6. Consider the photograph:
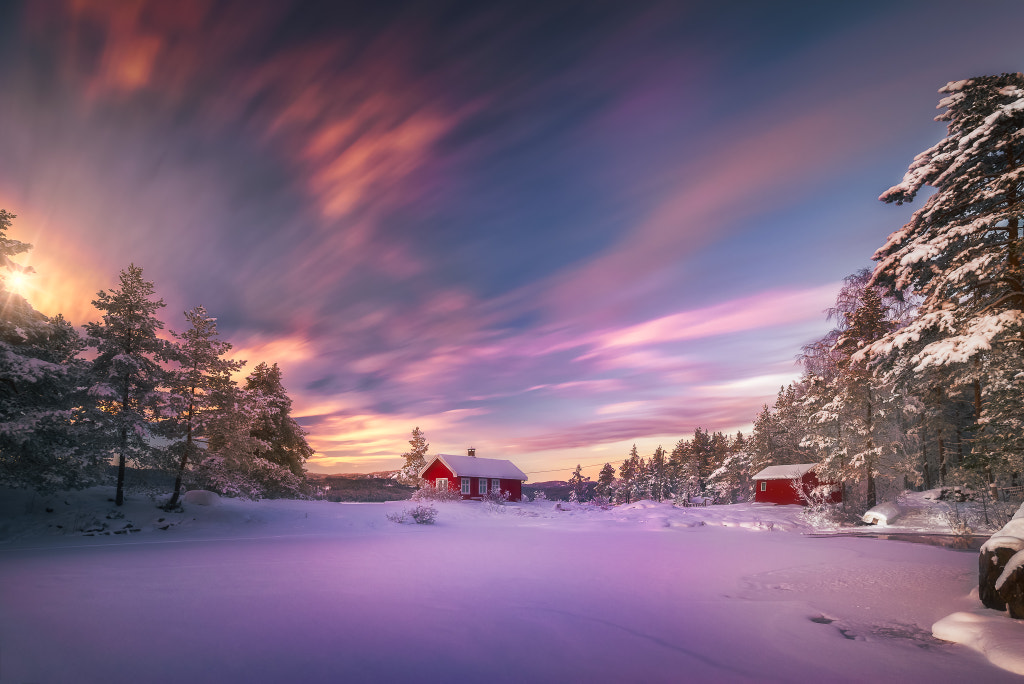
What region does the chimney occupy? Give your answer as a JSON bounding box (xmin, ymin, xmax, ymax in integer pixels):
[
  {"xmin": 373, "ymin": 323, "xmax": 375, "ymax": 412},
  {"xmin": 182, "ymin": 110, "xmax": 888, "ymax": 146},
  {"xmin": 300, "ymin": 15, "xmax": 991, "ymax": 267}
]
[{"xmin": 467, "ymin": 447, "xmax": 476, "ymax": 457}]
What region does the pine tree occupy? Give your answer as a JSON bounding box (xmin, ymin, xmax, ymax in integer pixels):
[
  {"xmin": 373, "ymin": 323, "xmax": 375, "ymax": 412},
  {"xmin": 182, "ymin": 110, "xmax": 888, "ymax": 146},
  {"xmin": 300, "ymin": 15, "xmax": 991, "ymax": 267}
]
[
  {"xmin": 398, "ymin": 426, "xmax": 429, "ymax": 485},
  {"xmin": 164, "ymin": 306, "xmax": 246, "ymax": 508},
  {"xmin": 85, "ymin": 264, "xmax": 170, "ymax": 506},
  {"xmin": 243, "ymin": 362, "xmax": 313, "ymax": 478},
  {"xmin": 567, "ymin": 464, "xmax": 590, "ymax": 502},
  {"xmin": 0, "ymin": 210, "xmax": 99, "ymax": 491},
  {"xmin": 595, "ymin": 462, "xmax": 616, "ymax": 499},
  {"xmin": 871, "ymin": 73, "xmax": 1024, "ymax": 476},
  {"xmin": 617, "ymin": 445, "xmax": 640, "ymax": 503},
  {"xmin": 649, "ymin": 446, "xmax": 667, "ymax": 501}
]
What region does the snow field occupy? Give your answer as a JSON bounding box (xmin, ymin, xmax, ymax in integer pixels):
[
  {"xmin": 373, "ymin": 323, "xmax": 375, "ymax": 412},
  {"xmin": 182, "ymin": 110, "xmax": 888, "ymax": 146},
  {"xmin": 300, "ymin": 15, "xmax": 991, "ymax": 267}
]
[{"xmin": 0, "ymin": 491, "xmax": 1021, "ymax": 682}]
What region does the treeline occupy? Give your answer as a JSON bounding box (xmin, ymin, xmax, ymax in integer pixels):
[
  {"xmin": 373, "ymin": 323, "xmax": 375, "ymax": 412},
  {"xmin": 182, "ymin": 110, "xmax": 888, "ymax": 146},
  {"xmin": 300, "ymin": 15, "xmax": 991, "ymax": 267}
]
[
  {"xmin": 589, "ymin": 74, "xmax": 1024, "ymax": 513},
  {"xmin": 747, "ymin": 74, "xmax": 1024, "ymax": 510},
  {"xmin": 576, "ymin": 430, "xmax": 757, "ymax": 505},
  {"xmin": 0, "ymin": 209, "xmax": 313, "ymax": 506}
]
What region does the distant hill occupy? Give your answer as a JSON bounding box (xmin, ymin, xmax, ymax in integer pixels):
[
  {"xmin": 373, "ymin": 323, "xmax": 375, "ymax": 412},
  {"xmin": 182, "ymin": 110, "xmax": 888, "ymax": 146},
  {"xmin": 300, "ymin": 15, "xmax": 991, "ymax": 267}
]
[{"xmin": 321, "ymin": 475, "xmax": 414, "ymax": 502}]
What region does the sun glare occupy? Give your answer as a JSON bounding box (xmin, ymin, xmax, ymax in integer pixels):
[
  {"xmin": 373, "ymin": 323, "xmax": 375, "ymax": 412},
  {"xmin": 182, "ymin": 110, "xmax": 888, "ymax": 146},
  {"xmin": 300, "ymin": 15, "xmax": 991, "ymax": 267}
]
[{"xmin": 6, "ymin": 269, "xmax": 29, "ymax": 294}]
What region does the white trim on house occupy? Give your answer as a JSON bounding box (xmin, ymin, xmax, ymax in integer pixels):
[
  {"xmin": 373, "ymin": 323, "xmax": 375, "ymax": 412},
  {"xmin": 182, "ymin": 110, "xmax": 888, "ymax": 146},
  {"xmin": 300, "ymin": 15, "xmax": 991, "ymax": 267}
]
[{"xmin": 461, "ymin": 477, "xmax": 470, "ymax": 495}]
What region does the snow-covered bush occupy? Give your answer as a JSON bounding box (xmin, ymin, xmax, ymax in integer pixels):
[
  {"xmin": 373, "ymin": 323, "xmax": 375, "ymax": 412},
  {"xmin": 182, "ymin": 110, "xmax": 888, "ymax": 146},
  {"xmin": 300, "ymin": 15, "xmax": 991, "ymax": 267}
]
[
  {"xmin": 409, "ymin": 504, "xmax": 437, "ymax": 524},
  {"xmin": 483, "ymin": 487, "xmax": 510, "ymax": 505},
  {"xmin": 385, "ymin": 504, "xmax": 437, "ymax": 524},
  {"xmin": 943, "ymin": 501, "xmax": 973, "ymax": 537},
  {"xmin": 532, "ymin": 489, "xmax": 547, "ymax": 502},
  {"xmin": 792, "ymin": 478, "xmax": 853, "ymax": 529}
]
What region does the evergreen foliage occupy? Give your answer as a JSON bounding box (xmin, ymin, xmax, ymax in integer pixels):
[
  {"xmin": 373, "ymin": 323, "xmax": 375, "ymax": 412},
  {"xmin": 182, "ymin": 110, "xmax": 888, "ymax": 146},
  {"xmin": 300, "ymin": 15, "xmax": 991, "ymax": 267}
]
[
  {"xmin": 243, "ymin": 362, "xmax": 313, "ymax": 477},
  {"xmin": 0, "ymin": 211, "xmax": 101, "ymax": 491},
  {"xmin": 85, "ymin": 264, "xmax": 171, "ymax": 506},
  {"xmin": 164, "ymin": 306, "xmax": 246, "ymax": 507},
  {"xmin": 398, "ymin": 426, "xmax": 429, "ymax": 485},
  {"xmin": 567, "ymin": 464, "xmax": 590, "ymax": 502}
]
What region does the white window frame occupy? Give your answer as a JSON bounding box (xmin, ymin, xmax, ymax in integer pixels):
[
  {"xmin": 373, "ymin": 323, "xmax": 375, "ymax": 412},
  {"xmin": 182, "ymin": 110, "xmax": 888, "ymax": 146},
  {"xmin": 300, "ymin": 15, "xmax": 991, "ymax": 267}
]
[
  {"xmin": 760, "ymin": 481, "xmax": 766, "ymax": 492},
  {"xmin": 437, "ymin": 478, "xmax": 448, "ymax": 492},
  {"xmin": 461, "ymin": 477, "xmax": 470, "ymax": 495},
  {"xmin": 479, "ymin": 478, "xmax": 488, "ymax": 495},
  {"xmin": 491, "ymin": 478, "xmax": 501, "ymax": 494}
]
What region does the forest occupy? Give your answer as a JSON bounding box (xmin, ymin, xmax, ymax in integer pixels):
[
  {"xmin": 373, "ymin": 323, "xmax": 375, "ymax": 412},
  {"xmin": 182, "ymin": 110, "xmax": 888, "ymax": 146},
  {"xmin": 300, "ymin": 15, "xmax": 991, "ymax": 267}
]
[
  {"xmin": 0, "ymin": 224, "xmax": 314, "ymax": 507},
  {"xmin": 578, "ymin": 74, "xmax": 1024, "ymax": 513}
]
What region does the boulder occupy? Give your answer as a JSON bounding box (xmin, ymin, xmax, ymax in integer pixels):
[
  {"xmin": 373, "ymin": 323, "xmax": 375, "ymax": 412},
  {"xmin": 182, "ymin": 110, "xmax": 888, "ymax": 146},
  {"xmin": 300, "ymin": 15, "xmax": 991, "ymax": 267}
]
[
  {"xmin": 997, "ymin": 550, "xmax": 1024, "ymax": 618},
  {"xmin": 182, "ymin": 490, "xmax": 220, "ymax": 506},
  {"xmin": 861, "ymin": 501, "xmax": 901, "ymax": 526}
]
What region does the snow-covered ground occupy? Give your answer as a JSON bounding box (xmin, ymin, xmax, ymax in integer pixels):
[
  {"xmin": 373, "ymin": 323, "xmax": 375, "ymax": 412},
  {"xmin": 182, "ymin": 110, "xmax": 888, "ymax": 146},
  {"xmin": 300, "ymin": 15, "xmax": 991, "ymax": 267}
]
[{"xmin": 1, "ymin": 488, "xmax": 1023, "ymax": 683}]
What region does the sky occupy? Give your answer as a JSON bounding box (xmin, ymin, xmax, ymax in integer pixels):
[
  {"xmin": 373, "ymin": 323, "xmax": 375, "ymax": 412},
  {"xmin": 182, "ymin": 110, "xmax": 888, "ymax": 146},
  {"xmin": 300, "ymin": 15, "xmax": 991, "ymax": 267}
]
[{"xmin": 1, "ymin": 0, "xmax": 1023, "ymax": 478}]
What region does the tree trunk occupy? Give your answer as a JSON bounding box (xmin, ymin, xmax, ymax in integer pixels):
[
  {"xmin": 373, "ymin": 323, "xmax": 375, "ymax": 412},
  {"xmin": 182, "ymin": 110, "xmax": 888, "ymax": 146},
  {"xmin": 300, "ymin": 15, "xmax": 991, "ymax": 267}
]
[
  {"xmin": 115, "ymin": 427, "xmax": 127, "ymax": 506},
  {"xmin": 166, "ymin": 392, "xmax": 197, "ymax": 509},
  {"xmin": 938, "ymin": 431, "xmax": 947, "ymax": 486},
  {"xmin": 866, "ymin": 387, "xmax": 876, "ymax": 508}
]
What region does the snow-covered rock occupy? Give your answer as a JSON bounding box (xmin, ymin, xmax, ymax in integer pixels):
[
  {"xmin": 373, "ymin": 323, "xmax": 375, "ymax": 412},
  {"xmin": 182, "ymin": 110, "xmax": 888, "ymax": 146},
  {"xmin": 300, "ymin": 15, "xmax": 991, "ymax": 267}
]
[
  {"xmin": 861, "ymin": 501, "xmax": 901, "ymax": 526},
  {"xmin": 182, "ymin": 490, "xmax": 220, "ymax": 506}
]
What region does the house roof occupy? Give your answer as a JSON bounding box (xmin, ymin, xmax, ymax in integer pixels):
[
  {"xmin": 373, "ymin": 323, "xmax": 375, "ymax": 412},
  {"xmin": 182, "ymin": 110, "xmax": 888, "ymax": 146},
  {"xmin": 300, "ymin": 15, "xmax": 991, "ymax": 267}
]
[
  {"xmin": 420, "ymin": 454, "xmax": 528, "ymax": 482},
  {"xmin": 752, "ymin": 464, "xmax": 818, "ymax": 481}
]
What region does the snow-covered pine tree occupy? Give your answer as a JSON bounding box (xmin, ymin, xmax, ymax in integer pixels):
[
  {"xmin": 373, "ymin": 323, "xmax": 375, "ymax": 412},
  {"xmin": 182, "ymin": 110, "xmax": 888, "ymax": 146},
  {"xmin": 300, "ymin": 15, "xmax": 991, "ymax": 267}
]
[
  {"xmin": 617, "ymin": 444, "xmax": 640, "ymax": 503},
  {"xmin": 567, "ymin": 464, "xmax": 589, "ymax": 502},
  {"xmin": 667, "ymin": 437, "xmax": 689, "ymax": 500},
  {"xmin": 870, "ymin": 73, "xmax": 1024, "ymax": 477},
  {"xmin": 649, "ymin": 446, "xmax": 667, "ymax": 501},
  {"xmin": 85, "ymin": 264, "xmax": 171, "ymax": 506},
  {"xmin": 631, "ymin": 454, "xmax": 651, "ymax": 501},
  {"xmin": 800, "ymin": 272, "xmax": 917, "ymax": 507},
  {"xmin": 0, "ymin": 210, "xmax": 100, "ymax": 491},
  {"xmin": 243, "ymin": 362, "xmax": 313, "ymax": 480},
  {"xmin": 398, "ymin": 426, "xmax": 429, "ymax": 485},
  {"xmin": 595, "ymin": 462, "xmax": 616, "ymax": 499},
  {"xmin": 164, "ymin": 306, "xmax": 246, "ymax": 508}
]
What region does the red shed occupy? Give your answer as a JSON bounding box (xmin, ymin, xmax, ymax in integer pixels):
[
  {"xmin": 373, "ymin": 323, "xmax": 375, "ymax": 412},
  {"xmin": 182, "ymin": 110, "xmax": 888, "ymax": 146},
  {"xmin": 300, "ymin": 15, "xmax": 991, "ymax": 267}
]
[
  {"xmin": 752, "ymin": 464, "xmax": 841, "ymax": 505},
  {"xmin": 419, "ymin": 449, "xmax": 528, "ymax": 502}
]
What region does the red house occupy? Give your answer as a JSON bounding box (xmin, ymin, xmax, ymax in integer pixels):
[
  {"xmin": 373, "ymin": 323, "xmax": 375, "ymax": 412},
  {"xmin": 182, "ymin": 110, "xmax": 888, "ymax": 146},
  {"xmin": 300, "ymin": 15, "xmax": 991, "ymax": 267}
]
[
  {"xmin": 752, "ymin": 464, "xmax": 841, "ymax": 505},
  {"xmin": 419, "ymin": 449, "xmax": 528, "ymax": 502}
]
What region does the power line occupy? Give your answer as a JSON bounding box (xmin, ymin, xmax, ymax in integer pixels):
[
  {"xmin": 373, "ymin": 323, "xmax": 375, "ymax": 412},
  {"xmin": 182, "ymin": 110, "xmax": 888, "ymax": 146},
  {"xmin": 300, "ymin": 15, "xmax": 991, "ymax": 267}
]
[{"xmin": 523, "ymin": 461, "xmax": 612, "ymax": 475}]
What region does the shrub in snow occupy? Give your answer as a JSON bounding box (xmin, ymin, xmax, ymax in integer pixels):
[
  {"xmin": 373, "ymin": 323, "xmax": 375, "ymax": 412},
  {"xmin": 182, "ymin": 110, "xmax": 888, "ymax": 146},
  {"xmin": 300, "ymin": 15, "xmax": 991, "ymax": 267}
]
[
  {"xmin": 409, "ymin": 504, "xmax": 437, "ymax": 524},
  {"xmin": 385, "ymin": 504, "xmax": 437, "ymax": 524},
  {"xmin": 532, "ymin": 490, "xmax": 547, "ymax": 501},
  {"xmin": 943, "ymin": 501, "xmax": 973, "ymax": 538},
  {"xmin": 483, "ymin": 487, "xmax": 510, "ymax": 505}
]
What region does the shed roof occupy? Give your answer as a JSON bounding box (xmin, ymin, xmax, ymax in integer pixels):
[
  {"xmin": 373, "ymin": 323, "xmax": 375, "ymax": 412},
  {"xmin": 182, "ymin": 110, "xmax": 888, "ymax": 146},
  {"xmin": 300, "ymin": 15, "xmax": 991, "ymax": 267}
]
[
  {"xmin": 420, "ymin": 454, "xmax": 528, "ymax": 482},
  {"xmin": 752, "ymin": 464, "xmax": 817, "ymax": 481}
]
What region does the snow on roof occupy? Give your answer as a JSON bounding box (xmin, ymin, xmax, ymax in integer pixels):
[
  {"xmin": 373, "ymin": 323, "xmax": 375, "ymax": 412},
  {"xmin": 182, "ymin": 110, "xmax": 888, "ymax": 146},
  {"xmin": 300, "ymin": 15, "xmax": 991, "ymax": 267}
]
[
  {"xmin": 752, "ymin": 464, "xmax": 817, "ymax": 481},
  {"xmin": 420, "ymin": 454, "xmax": 528, "ymax": 481}
]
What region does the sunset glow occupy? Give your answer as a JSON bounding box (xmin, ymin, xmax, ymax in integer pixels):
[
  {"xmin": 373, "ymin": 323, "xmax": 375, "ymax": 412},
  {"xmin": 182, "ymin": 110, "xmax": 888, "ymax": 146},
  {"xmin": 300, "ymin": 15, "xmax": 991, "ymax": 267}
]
[{"xmin": 2, "ymin": 0, "xmax": 1023, "ymax": 477}]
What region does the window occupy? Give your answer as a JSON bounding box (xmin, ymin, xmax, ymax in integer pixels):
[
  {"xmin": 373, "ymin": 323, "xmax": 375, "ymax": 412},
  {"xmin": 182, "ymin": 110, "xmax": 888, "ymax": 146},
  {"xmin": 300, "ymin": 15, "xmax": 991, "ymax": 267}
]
[
  {"xmin": 461, "ymin": 478, "xmax": 470, "ymax": 495},
  {"xmin": 437, "ymin": 478, "xmax": 448, "ymax": 491},
  {"xmin": 479, "ymin": 478, "xmax": 488, "ymax": 495},
  {"xmin": 491, "ymin": 479, "xmax": 501, "ymax": 493},
  {"xmin": 760, "ymin": 481, "xmax": 766, "ymax": 492}
]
